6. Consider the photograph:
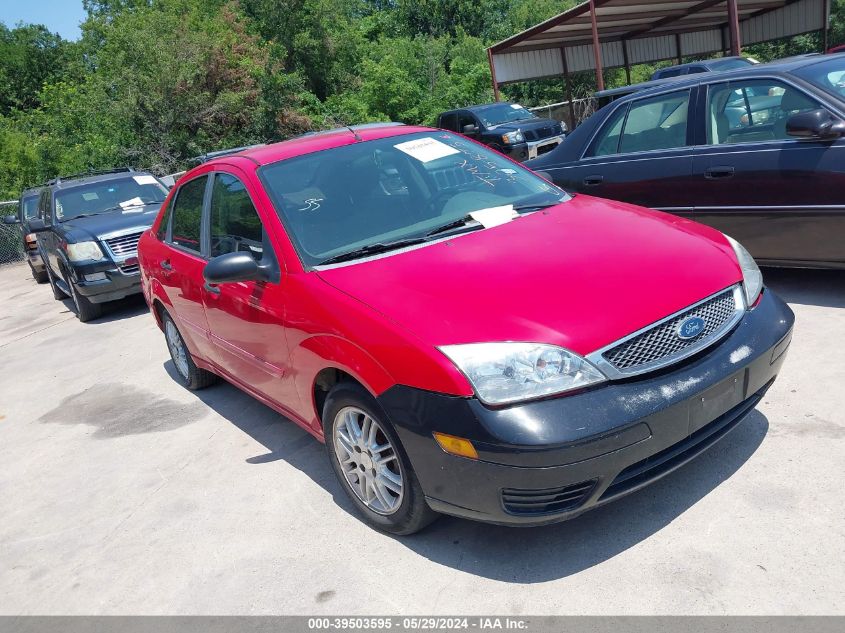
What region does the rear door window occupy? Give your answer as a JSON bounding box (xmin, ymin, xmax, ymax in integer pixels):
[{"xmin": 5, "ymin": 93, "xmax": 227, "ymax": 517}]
[
  {"xmin": 169, "ymin": 175, "xmax": 207, "ymax": 253},
  {"xmin": 589, "ymin": 90, "xmax": 691, "ymax": 156}
]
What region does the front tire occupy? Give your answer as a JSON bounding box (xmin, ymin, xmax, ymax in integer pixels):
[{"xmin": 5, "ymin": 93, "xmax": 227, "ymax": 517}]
[
  {"xmin": 323, "ymin": 382, "xmax": 438, "ymax": 535},
  {"xmin": 67, "ymin": 275, "xmax": 103, "ymax": 323},
  {"xmin": 161, "ymin": 311, "xmax": 218, "ymax": 390}
]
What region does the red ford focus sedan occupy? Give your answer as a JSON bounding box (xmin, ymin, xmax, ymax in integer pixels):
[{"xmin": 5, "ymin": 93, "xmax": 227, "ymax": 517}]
[{"xmin": 138, "ymin": 124, "xmax": 794, "ymax": 534}]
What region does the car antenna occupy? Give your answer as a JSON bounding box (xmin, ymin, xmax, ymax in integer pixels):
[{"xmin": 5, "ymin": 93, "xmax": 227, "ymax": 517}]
[{"xmin": 345, "ymin": 125, "xmax": 363, "ymax": 142}]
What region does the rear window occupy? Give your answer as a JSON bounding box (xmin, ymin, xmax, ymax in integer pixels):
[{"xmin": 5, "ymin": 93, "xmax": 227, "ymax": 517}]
[
  {"xmin": 791, "ymin": 57, "xmax": 845, "ymax": 100},
  {"xmin": 169, "ymin": 176, "xmax": 207, "ymax": 253},
  {"xmin": 21, "ymin": 195, "xmax": 39, "ymax": 219}
]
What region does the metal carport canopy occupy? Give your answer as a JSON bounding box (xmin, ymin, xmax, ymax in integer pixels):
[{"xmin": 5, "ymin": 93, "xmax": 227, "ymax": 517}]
[{"xmin": 488, "ymin": 0, "xmax": 830, "ymax": 95}]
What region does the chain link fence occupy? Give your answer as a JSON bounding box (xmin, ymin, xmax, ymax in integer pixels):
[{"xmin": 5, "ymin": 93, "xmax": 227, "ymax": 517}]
[
  {"xmin": 0, "ymin": 200, "xmax": 24, "ymax": 266},
  {"xmin": 528, "ymin": 97, "xmax": 597, "ymax": 131}
]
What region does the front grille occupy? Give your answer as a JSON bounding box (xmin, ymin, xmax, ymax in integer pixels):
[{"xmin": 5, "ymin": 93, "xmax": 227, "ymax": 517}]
[
  {"xmin": 601, "ymin": 288, "xmax": 740, "ymax": 375},
  {"xmin": 502, "ymin": 480, "xmax": 596, "ymax": 516},
  {"xmin": 105, "ymin": 231, "xmax": 143, "ymax": 258},
  {"xmin": 120, "ymin": 263, "xmax": 140, "ymax": 275},
  {"xmin": 536, "ymin": 142, "xmax": 557, "ymax": 156}
]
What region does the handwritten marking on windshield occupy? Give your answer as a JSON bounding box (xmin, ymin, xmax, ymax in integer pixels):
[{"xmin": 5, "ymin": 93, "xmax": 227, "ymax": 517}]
[{"xmin": 298, "ymin": 198, "xmax": 324, "ymax": 212}]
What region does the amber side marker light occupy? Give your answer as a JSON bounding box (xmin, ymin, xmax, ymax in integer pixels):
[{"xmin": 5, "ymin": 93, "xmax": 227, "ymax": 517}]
[{"xmin": 433, "ymin": 432, "xmax": 479, "ymax": 460}]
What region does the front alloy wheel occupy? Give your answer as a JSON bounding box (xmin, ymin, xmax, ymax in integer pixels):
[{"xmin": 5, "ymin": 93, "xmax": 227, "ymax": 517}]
[
  {"xmin": 323, "ymin": 382, "xmax": 438, "ymax": 535},
  {"xmin": 333, "ymin": 406, "xmax": 404, "ymax": 515}
]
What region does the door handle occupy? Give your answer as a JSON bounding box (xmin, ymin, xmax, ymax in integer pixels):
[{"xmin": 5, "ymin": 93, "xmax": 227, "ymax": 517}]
[
  {"xmin": 583, "ymin": 175, "xmax": 604, "ymax": 186},
  {"xmin": 203, "ymin": 281, "xmax": 221, "ymax": 295},
  {"xmin": 704, "ymin": 166, "xmax": 735, "ymax": 179},
  {"xmin": 160, "ymin": 259, "xmax": 172, "ymax": 271}
]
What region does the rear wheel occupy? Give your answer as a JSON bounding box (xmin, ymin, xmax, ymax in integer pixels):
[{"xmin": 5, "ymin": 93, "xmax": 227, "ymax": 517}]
[
  {"xmin": 43, "ymin": 258, "xmax": 68, "ymax": 301},
  {"xmin": 323, "ymin": 382, "xmax": 438, "ymax": 535},
  {"xmin": 162, "ymin": 311, "xmax": 218, "ymax": 390},
  {"xmin": 29, "ymin": 262, "xmax": 48, "ymax": 284}
]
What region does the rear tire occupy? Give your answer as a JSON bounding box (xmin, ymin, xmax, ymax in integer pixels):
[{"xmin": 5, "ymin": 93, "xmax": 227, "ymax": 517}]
[
  {"xmin": 44, "ymin": 258, "xmax": 68, "ymax": 301},
  {"xmin": 30, "ymin": 262, "xmax": 48, "ymax": 284},
  {"xmin": 323, "ymin": 381, "xmax": 438, "ymax": 535},
  {"xmin": 161, "ymin": 311, "xmax": 218, "ymax": 390}
]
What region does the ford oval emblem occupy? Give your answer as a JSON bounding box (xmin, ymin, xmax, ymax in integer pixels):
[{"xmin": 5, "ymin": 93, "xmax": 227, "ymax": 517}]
[{"xmin": 677, "ymin": 316, "xmax": 706, "ymax": 340}]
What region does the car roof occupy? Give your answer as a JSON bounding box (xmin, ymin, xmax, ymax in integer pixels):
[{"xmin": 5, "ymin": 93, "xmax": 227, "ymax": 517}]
[
  {"xmin": 199, "ymin": 123, "xmax": 432, "ymax": 169},
  {"xmin": 656, "ymin": 56, "xmax": 750, "ymax": 73},
  {"xmin": 49, "ymin": 168, "xmax": 156, "ymax": 191},
  {"xmin": 601, "ymin": 53, "xmax": 845, "ymax": 103},
  {"xmin": 21, "ymin": 187, "xmax": 42, "ymax": 198}
]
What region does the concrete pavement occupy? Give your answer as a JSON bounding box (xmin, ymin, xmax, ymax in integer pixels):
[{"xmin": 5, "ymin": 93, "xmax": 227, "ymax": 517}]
[{"xmin": 0, "ymin": 262, "xmax": 843, "ymax": 614}]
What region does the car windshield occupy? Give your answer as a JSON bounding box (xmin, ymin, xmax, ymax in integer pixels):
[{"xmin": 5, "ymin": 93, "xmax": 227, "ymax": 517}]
[
  {"xmin": 792, "ymin": 57, "xmax": 845, "ymax": 100},
  {"xmin": 21, "ymin": 194, "xmax": 39, "ymax": 219},
  {"xmin": 54, "ymin": 175, "xmax": 168, "ymax": 221},
  {"xmin": 259, "ymin": 131, "xmax": 569, "ymax": 266},
  {"xmin": 475, "ymin": 104, "xmax": 538, "ymax": 127}
]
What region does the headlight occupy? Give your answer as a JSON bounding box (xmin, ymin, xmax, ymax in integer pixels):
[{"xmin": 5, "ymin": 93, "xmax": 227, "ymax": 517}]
[
  {"xmin": 439, "ymin": 342, "xmax": 606, "ymax": 405},
  {"xmin": 725, "ymin": 235, "xmax": 763, "ymax": 307},
  {"xmin": 66, "ymin": 241, "xmax": 104, "ymax": 262},
  {"xmin": 501, "ymin": 131, "xmax": 524, "ymax": 145}
]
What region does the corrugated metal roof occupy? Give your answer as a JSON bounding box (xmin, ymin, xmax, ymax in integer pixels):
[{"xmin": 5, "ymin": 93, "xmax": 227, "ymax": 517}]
[{"xmin": 490, "ymin": 0, "xmax": 825, "ymax": 84}]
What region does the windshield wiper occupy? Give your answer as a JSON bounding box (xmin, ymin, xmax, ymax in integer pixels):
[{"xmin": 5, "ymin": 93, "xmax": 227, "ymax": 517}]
[
  {"xmin": 64, "ymin": 212, "xmax": 105, "ymax": 220},
  {"xmin": 424, "ymin": 214, "xmax": 481, "ymax": 238},
  {"xmin": 318, "ymin": 238, "xmax": 428, "ymax": 265},
  {"xmin": 512, "ymin": 201, "xmax": 563, "ymax": 213}
]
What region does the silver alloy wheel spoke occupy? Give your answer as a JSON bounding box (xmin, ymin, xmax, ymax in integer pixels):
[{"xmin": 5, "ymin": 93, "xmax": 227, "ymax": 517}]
[
  {"xmin": 165, "ymin": 321, "xmax": 190, "ymax": 379},
  {"xmin": 333, "ymin": 406, "xmax": 404, "ymax": 515}
]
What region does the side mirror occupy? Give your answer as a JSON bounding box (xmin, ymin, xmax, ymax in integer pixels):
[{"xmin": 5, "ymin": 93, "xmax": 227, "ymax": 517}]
[
  {"xmin": 203, "ymin": 251, "xmax": 262, "ymax": 285},
  {"xmin": 786, "ymin": 108, "xmax": 845, "ymax": 140},
  {"xmin": 3, "ymin": 214, "xmax": 19, "ymax": 225},
  {"xmin": 533, "ymin": 170, "xmax": 554, "ymax": 182},
  {"xmin": 462, "ymin": 124, "xmax": 479, "ymax": 135},
  {"xmin": 27, "ymin": 218, "xmax": 49, "ymax": 232}
]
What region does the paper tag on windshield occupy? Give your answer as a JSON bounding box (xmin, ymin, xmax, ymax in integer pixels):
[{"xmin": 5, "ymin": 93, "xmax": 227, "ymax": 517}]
[
  {"xmin": 394, "ymin": 137, "xmax": 460, "ymax": 163},
  {"xmin": 133, "ymin": 175, "xmax": 158, "ymax": 185},
  {"xmin": 119, "ymin": 196, "xmax": 145, "ymax": 210},
  {"xmin": 82, "ymin": 192, "xmax": 99, "ymax": 201},
  {"xmin": 469, "ymin": 205, "xmax": 517, "ymax": 228}
]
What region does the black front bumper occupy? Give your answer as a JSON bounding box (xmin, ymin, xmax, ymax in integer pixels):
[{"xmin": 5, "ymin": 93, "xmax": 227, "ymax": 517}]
[
  {"xmin": 377, "ymin": 289, "xmax": 794, "ymax": 526},
  {"xmin": 69, "ymin": 260, "xmax": 142, "ymax": 304}
]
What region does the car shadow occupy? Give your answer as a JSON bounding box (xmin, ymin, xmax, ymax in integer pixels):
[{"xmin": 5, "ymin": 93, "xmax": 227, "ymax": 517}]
[
  {"xmin": 763, "ymin": 267, "xmax": 845, "ymax": 309},
  {"xmin": 163, "ymin": 359, "xmax": 769, "ymax": 582},
  {"xmin": 61, "ymin": 293, "xmax": 150, "ymax": 324}
]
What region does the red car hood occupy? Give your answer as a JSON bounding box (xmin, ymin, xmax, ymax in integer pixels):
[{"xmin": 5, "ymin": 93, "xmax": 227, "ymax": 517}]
[{"xmin": 316, "ymin": 195, "xmax": 743, "ymax": 356}]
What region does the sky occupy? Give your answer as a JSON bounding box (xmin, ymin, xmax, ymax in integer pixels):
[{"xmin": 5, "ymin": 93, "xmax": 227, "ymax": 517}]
[{"xmin": 0, "ymin": 0, "xmax": 87, "ymax": 40}]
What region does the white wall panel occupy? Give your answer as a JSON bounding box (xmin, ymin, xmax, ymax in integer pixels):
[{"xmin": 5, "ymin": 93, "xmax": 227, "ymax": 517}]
[{"xmin": 491, "ymin": 0, "xmax": 824, "ymax": 84}]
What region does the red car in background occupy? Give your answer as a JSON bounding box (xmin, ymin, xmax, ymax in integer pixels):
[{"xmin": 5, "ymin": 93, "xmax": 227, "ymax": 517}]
[{"xmin": 138, "ymin": 124, "xmax": 794, "ymax": 534}]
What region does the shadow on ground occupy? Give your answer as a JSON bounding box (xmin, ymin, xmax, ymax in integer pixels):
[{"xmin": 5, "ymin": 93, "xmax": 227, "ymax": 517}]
[
  {"xmin": 763, "ymin": 267, "xmax": 845, "ymax": 309},
  {"xmin": 164, "ymin": 358, "xmax": 769, "ymax": 583}
]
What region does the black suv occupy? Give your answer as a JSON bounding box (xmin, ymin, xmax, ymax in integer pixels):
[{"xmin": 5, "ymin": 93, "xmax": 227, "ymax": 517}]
[
  {"xmin": 437, "ymin": 102, "xmax": 566, "ymax": 162},
  {"xmin": 3, "ymin": 186, "xmax": 47, "ymax": 283},
  {"xmin": 28, "ymin": 168, "xmax": 169, "ymax": 321}
]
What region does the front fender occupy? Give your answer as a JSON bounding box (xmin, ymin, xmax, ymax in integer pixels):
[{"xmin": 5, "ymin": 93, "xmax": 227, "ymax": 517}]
[{"xmin": 290, "ymin": 334, "xmax": 396, "ymax": 428}]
